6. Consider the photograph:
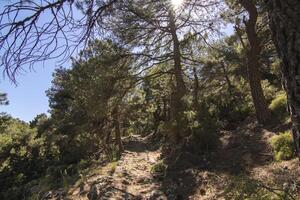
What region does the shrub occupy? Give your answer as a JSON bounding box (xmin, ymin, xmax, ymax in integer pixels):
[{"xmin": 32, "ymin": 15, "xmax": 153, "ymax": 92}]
[
  {"xmin": 190, "ymin": 104, "xmax": 219, "ymax": 152},
  {"xmin": 269, "ymin": 93, "xmax": 288, "ymax": 122},
  {"xmin": 218, "ymin": 103, "xmax": 253, "ymax": 129},
  {"xmin": 191, "ymin": 125, "xmax": 218, "ymax": 152},
  {"xmin": 269, "ymin": 131, "xmax": 294, "ymax": 161},
  {"xmin": 107, "ymin": 161, "xmax": 117, "ymax": 174},
  {"xmin": 261, "ymin": 80, "xmax": 279, "ymax": 103},
  {"xmin": 206, "ymin": 92, "xmax": 254, "ymax": 129},
  {"xmin": 78, "ymin": 159, "xmax": 90, "ymax": 170},
  {"xmin": 150, "ymin": 160, "xmax": 166, "ymax": 174}
]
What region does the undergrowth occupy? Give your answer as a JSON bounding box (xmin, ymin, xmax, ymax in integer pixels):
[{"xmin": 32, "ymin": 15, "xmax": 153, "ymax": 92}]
[{"xmin": 269, "ymin": 131, "xmax": 295, "ymax": 161}]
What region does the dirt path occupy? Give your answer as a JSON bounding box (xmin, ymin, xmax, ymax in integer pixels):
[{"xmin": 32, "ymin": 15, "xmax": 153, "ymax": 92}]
[
  {"xmin": 65, "ymin": 119, "xmax": 300, "ymax": 200},
  {"xmin": 69, "ymin": 135, "xmax": 166, "ymax": 200}
]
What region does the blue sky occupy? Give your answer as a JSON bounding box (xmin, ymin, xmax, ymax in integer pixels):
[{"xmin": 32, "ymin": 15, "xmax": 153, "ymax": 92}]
[
  {"xmin": 0, "ymin": 1, "xmax": 73, "ymax": 122},
  {"xmin": 1, "ymin": 61, "xmax": 59, "ymax": 122}
]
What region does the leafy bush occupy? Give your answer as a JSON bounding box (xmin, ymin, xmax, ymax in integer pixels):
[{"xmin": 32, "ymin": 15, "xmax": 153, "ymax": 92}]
[
  {"xmin": 261, "ymin": 80, "xmax": 280, "ymax": 103},
  {"xmin": 218, "ymin": 102, "xmax": 253, "ymax": 129},
  {"xmin": 0, "ymin": 116, "xmax": 47, "ymax": 199},
  {"xmin": 107, "ymin": 161, "xmax": 117, "ymax": 174},
  {"xmin": 269, "ymin": 93, "xmax": 288, "ymax": 122},
  {"xmin": 191, "ymin": 125, "xmax": 218, "ymax": 152},
  {"xmin": 189, "ymin": 103, "xmax": 219, "ymax": 152},
  {"xmin": 151, "ymin": 160, "xmax": 166, "ymax": 173},
  {"xmin": 269, "ymin": 131, "xmax": 294, "ymax": 161},
  {"xmin": 205, "ymin": 92, "xmax": 253, "ymax": 130}
]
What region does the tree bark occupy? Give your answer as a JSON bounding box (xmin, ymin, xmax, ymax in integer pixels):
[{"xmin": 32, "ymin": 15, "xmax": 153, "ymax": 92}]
[
  {"xmin": 168, "ymin": 9, "xmax": 188, "ymax": 141},
  {"xmin": 267, "ymin": 0, "xmax": 300, "ymax": 157},
  {"xmin": 113, "ymin": 106, "xmax": 124, "ymax": 154},
  {"xmin": 193, "ymin": 67, "xmax": 200, "ymax": 111},
  {"xmin": 220, "ymin": 62, "xmax": 234, "ymax": 95},
  {"xmin": 239, "ymin": 0, "xmax": 271, "ymax": 125}
]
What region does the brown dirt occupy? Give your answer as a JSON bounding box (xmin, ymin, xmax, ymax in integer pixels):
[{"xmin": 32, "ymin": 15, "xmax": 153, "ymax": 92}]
[
  {"xmin": 63, "ymin": 118, "xmax": 300, "ymax": 200},
  {"xmin": 67, "ymin": 135, "xmax": 166, "ymax": 200}
]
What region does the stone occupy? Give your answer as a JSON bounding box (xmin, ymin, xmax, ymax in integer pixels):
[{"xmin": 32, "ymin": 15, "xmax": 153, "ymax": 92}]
[
  {"xmin": 122, "ymin": 179, "xmax": 130, "ymax": 185},
  {"xmin": 87, "ymin": 185, "xmax": 99, "ymax": 200}
]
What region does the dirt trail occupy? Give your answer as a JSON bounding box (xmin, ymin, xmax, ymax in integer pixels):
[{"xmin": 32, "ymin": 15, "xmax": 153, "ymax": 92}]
[
  {"xmin": 65, "ymin": 119, "xmax": 300, "ymax": 200},
  {"xmin": 69, "ymin": 135, "xmax": 166, "ymax": 200}
]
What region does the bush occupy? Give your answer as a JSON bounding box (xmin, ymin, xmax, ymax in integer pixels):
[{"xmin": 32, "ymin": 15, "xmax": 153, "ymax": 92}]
[
  {"xmin": 150, "ymin": 160, "xmax": 166, "ymax": 173},
  {"xmin": 269, "ymin": 131, "xmax": 294, "ymax": 161},
  {"xmin": 190, "ymin": 104, "xmax": 219, "ymax": 152},
  {"xmin": 261, "ymin": 80, "xmax": 280, "ymax": 103},
  {"xmin": 218, "ymin": 103, "xmax": 253, "ymax": 129},
  {"xmin": 107, "ymin": 161, "xmax": 117, "ymax": 174},
  {"xmin": 269, "ymin": 93, "xmax": 288, "ymax": 122},
  {"xmin": 191, "ymin": 125, "xmax": 218, "ymax": 152},
  {"xmin": 206, "ymin": 92, "xmax": 254, "ymax": 130}
]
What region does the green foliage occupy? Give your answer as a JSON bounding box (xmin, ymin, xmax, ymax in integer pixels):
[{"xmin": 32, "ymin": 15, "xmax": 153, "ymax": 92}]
[
  {"xmin": 107, "ymin": 161, "xmax": 117, "ymax": 174},
  {"xmin": 0, "ymin": 40, "xmax": 137, "ymax": 199},
  {"xmin": 189, "ymin": 103, "xmax": 219, "ymax": 152},
  {"xmin": 261, "ymin": 80, "xmax": 279, "ymax": 103},
  {"xmin": 269, "ymin": 131, "xmax": 294, "ymax": 161},
  {"xmin": 107, "ymin": 145, "xmax": 121, "ymax": 162},
  {"xmin": 150, "ymin": 160, "xmax": 166, "ymax": 174},
  {"xmin": 0, "ymin": 112, "xmax": 12, "ymax": 132},
  {"xmin": 224, "ymin": 175, "xmax": 290, "ymax": 200},
  {"xmin": 0, "ymin": 40, "xmax": 138, "ymax": 199},
  {"xmin": 0, "ymin": 115, "xmax": 46, "ymax": 199},
  {"xmin": 0, "ymin": 92, "xmax": 9, "ymax": 105},
  {"xmin": 191, "ymin": 127, "xmax": 218, "ymax": 152},
  {"xmin": 45, "ymin": 39, "xmax": 135, "ymax": 165},
  {"xmin": 213, "ymin": 97, "xmax": 253, "ymax": 129},
  {"xmin": 268, "ymin": 93, "xmax": 288, "ymax": 122},
  {"xmin": 197, "ymin": 39, "xmax": 256, "ymax": 129}
]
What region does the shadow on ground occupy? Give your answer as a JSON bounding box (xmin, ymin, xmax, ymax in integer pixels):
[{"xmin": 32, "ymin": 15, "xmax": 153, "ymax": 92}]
[
  {"xmin": 156, "ymin": 117, "xmax": 278, "ymax": 199},
  {"xmin": 63, "ymin": 118, "xmax": 297, "ymax": 200}
]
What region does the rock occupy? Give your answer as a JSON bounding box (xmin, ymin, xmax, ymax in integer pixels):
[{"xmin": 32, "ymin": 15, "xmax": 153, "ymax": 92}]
[
  {"xmin": 200, "ymin": 188, "xmax": 206, "ymax": 196},
  {"xmin": 122, "ymin": 170, "xmax": 129, "ymax": 176},
  {"xmin": 30, "ymin": 185, "xmax": 40, "ymax": 194},
  {"xmin": 167, "ymin": 193, "xmax": 176, "ymax": 200},
  {"xmin": 149, "ymin": 157, "xmax": 157, "ymax": 164},
  {"xmin": 87, "ymin": 184, "xmax": 99, "ymax": 200},
  {"xmin": 41, "ymin": 191, "xmax": 52, "ymax": 199},
  {"xmin": 146, "ymin": 190, "xmax": 166, "ymax": 200},
  {"xmin": 122, "ymin": 179, "xmax": 130, "ymax": 185},
  {"xmin": 79, "ymin": 182, "xmax": 85, "ymax": 192},
  {"xmin": 136, "ymin": 176, "xmax": 150, "ymax": 184},
  {"xmin": 41, "ymin": 189, "xmax": 64, "ymax": 200}
]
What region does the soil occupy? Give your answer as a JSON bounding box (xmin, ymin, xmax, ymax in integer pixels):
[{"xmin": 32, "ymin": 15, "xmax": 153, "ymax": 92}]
[{"xmin": 49, "ymin": 118, "xmax": 300, "ymax": 200}]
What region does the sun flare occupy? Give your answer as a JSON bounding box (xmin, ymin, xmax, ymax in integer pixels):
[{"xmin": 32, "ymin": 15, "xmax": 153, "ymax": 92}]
[{"xmin": 171, "ymin": 0, "xmax": 184, "ymax": 8}]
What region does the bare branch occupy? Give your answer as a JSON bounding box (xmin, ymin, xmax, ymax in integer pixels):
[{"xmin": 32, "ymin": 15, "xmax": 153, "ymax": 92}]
[{"xmin": 0, "ymin": 0, "xmax": 116, "ymax": 82}]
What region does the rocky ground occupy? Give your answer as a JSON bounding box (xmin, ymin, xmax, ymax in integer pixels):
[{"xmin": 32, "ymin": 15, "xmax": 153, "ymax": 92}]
[
  {"xmin": 43, "ymin": 118, "xmax": 300, "ymax": 200},
  {"xmin": 67, "ymin": 135, "xmax": 166, "ymax": 200}
]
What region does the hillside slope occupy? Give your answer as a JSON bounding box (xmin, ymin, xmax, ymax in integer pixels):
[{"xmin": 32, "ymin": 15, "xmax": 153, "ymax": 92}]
[{"xmin": 43, "ymin": 119, "xmax": 300, "ymax": 200}]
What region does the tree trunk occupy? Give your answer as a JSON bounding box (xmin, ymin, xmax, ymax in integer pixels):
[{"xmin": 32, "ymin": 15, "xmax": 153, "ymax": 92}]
[
  {"xmin": 239, "ymin": 0, "xmax": 271, "ymax": 125},
  {"xmin": 220, "ymin": 62, "xmax": 233, "ymax": 93},
  {"xmin": 193, "ymin": 67, "xmax": 200, "ymax": 111},
  {"xmin": 113, "ymin": 106, "xmax": 124, "ymax": 154},
  {"xmin": 168, "ymin": 9, "xmax": 188, "ymax": 141},
  {"xmin": 267, "ymin": 0, "xmax": 300, "ymax": 157}
]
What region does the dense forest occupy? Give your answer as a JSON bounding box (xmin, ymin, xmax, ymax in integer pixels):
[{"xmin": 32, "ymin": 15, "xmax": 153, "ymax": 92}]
[{"xmin": 0, "ymin": 0, "xmax": 300, "ymax": 199}]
